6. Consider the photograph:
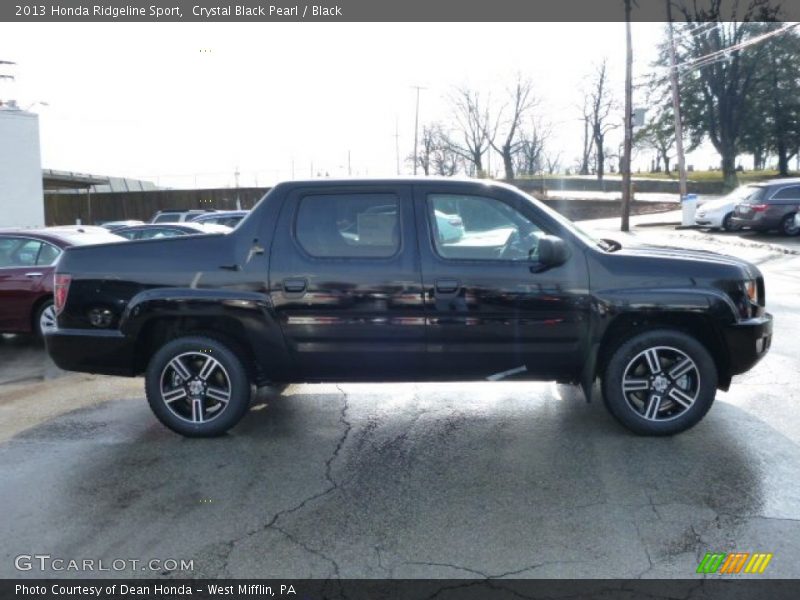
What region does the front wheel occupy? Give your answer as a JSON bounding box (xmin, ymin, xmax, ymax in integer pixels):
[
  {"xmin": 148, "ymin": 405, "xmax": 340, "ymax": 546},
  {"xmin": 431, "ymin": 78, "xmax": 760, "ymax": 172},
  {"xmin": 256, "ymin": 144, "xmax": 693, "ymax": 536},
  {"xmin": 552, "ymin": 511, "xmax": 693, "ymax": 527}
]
[
  {"xmin": 722, "ymin": 212, "xmax": 739, "ymax": 232},
  {"xmin": 602, "ymin": 329, "xmax": 718, "ymax": 436},
  {"xmin": 145, "ymin": 336, "xmax": 252, "ymax": 437}
]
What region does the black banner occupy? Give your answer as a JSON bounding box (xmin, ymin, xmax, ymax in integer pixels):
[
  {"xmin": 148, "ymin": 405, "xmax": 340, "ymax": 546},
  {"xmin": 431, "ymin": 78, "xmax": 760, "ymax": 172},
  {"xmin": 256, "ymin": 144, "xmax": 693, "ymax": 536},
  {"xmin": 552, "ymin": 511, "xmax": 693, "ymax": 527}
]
[
  {"xmin": 3, "ymin": 580, "xmax": 800, "ymax": 600},
  {"xmin": 3, "ymin": 0, "xmax": 800, "ymax": 23}
]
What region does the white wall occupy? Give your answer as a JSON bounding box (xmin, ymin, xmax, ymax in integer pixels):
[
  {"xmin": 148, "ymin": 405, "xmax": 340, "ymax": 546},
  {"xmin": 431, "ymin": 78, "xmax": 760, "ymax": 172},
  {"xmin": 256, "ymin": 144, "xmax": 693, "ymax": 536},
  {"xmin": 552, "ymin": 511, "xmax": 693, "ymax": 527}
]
[{"xmin": 0, "ymin": 108, "xmax": 44, "ymax": 228}]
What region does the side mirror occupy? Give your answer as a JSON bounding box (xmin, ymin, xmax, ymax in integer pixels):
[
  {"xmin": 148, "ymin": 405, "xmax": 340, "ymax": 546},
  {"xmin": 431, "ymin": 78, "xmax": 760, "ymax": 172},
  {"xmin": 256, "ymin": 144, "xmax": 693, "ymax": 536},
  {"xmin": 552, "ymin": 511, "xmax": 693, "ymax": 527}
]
[{"xmin": 534, "ymin": 235, "xmax": 570, "ymax": 271}]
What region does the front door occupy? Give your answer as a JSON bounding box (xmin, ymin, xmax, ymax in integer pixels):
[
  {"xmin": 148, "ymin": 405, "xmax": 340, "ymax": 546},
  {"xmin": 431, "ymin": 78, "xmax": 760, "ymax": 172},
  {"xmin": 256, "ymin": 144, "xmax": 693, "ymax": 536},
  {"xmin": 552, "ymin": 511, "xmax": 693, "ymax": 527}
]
[
  {"xmin": 413, "ymin": 183, "xmax": 590, "ymax": 381},
  {"xmin": 269, "ymin": 184, "xmax": 426, "ymax": 380}
]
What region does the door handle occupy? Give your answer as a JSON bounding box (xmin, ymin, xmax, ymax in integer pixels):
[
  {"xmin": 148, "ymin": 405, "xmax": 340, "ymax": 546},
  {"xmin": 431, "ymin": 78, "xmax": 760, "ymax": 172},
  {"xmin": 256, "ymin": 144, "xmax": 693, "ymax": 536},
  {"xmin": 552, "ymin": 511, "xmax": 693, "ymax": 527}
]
[
  {"xmin": 24, "ymin": 272, "xmax": 43, "ymax": 278},
  {"xmin": 434, "ymin": 278, "xmax": 460, "ymax": 294},
  {"xmin": 282, "ymin": 278, "xmax": 308, "ymax": 293}
]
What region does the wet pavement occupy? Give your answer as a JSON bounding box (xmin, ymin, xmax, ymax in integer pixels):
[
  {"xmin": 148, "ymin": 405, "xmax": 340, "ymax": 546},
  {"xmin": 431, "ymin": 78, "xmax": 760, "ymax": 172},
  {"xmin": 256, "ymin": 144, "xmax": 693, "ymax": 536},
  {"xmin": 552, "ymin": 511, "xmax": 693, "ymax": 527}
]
[{"xmin": 1, "ymin": 226, "xmax": 799, "ymax": 580}]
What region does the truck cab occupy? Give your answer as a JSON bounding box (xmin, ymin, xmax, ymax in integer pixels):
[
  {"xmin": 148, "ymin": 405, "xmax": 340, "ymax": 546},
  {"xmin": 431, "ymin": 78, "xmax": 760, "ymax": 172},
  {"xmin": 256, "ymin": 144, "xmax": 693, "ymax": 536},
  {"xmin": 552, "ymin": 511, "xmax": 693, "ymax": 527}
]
[{"xmin": 46, "ymin": 179, "xmax": 773, "ymax": 437}]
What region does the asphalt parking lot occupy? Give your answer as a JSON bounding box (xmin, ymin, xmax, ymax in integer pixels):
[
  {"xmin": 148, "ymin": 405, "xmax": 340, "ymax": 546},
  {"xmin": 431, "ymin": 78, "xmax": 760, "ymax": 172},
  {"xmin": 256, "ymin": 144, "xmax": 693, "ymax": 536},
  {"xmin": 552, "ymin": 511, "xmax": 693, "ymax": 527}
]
[{"xmin": 1, "ymin": 223, "xmax": 800, "ymax": 580}]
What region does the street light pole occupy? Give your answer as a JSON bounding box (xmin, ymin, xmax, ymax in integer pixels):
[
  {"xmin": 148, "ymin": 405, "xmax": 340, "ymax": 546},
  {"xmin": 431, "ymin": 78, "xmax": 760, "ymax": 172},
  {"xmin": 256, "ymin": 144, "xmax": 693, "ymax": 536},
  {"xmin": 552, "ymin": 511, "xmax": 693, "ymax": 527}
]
[
  {"xmin": 621, "ymin": 0, "xmax": 634, "ymax": 232},
  {"xmin": 666, "ymin": 0, "xmax": 688, "ymax": 204},
  {"xmin": 411, "ymin": 85, "xmax": 425, "ymax": 175}
]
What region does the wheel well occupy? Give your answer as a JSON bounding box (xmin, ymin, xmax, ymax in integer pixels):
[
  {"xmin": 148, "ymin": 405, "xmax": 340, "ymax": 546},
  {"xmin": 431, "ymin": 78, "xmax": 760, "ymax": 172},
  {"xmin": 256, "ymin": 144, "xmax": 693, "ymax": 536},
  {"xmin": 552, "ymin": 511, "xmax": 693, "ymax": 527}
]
[
  {"xmin": 134, "ymin": 316, "xmax": 259, "ymax": 381},
  {"xmin": 595, "ymin": 312, "xmax": 731, "ymax": 390}
]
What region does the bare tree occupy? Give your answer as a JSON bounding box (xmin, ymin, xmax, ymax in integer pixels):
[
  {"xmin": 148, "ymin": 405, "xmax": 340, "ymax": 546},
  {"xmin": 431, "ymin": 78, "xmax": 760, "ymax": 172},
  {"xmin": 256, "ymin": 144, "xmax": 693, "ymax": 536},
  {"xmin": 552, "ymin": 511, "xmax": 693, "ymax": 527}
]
[
  {"xmin": 578, "ymin": 96, "xmax": 594, "ymax": 175},
  {"xmin": 587, "ymin": 60, "xmax": 620, "ymax": 181},
  {"xmin": 411, "ymin": 124, "xmax": 437, "ymax": 175},
  {"xmin": 514, "ymin": 119, "xmax": 551, "ymax": 177},
  {"xmin": 544, "ymin": 151, "xmax": 562, "ymax": 175},
  {"xmin": 444, "ymin": 87, "xmax": 496, "ymax": 177},
  {"xmin": 487, "ymin": 76, "xmax": 537, "ymax": 180}
]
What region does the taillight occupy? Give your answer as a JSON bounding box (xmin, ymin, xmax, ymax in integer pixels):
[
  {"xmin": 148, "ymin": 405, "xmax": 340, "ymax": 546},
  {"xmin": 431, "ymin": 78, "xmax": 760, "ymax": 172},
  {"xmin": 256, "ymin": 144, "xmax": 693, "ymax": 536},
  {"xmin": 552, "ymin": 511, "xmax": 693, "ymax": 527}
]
[
  {"xmin": 751, "ymin": 204, "xmax": 768, "ymax": 212},
  {"xmin": 54, "ymin": 274, "xmax": 72, "ymax": 315}
]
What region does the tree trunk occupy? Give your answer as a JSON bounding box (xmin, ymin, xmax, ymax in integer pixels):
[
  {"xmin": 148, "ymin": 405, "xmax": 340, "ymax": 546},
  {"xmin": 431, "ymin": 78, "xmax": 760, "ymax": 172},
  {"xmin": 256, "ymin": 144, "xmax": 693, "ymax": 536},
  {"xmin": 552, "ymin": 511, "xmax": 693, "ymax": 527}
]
[
  {"xmin": 663, "ymin": 153, "xmax": 671, "ymax": 175},
  {"xmin": 596, "ymin": 144, "xmax": 605, "ymax": 181},
  {"xmin": 473, "ymin": 152, "xmax": 483, "ymax": 177},
  {"xmin": 502, "ymin": 144, "xmax": 514, "ymax": 180},
  {"xmin": 777, "ymin": 139, "xmax": 789, "ymax": 176},
  {"xmin": 721, "ymin": 150, "xmax": 738, "ymax": 190}
]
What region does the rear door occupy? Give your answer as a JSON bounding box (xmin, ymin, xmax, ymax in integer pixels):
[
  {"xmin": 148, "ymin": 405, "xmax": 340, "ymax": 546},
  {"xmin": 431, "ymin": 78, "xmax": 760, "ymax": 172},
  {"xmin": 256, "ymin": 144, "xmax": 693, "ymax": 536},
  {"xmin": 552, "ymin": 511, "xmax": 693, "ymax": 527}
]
[
  {"xmin": 0, "ymin": 237, "xmax": 58, "ymax": 333},
  {"xmin": 269, "ymin": 184, "xmax": 425, "ymax": 380},
  {"xmin": 413, "ymin": 183, "xmax": 590, "ymax": 381}
]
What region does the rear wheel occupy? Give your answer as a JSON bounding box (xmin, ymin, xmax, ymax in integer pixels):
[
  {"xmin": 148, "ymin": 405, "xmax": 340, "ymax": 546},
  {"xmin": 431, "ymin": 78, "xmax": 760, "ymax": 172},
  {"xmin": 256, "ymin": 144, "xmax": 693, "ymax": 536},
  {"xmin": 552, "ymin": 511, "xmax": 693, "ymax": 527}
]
[
  {"xmin": 780, "ymin": 213, "xmax": 799, "ymax": 236},
  {"xmin": 145, "ymin": 336, "xmax": 251, "ymax": 437},
  {"xmin": 602, "ymin": 329, "xmax": 718, "ymax": 436},
  {"xmin": 35, "ymin": 300, "xmax": 57, "ymax": 338}
]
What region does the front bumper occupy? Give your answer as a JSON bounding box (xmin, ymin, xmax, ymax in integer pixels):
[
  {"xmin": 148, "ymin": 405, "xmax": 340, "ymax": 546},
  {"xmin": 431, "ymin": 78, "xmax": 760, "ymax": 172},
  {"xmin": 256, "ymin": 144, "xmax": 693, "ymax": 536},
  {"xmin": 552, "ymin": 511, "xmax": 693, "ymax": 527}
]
[
  {"xmin": 721, "ymin": 313, "xmax": 773, "ymax": 375},
  {"xmin": 45, "ymin": 328, "xmax": 136, "ymax": 377}
]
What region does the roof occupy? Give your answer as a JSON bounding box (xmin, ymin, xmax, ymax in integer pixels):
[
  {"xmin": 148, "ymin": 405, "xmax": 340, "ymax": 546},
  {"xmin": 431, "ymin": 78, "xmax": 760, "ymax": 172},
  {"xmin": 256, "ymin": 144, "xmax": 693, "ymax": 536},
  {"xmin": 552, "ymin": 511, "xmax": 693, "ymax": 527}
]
[{"xmin": 42, "ymin": 169, "xmax": 160, "ymax": 193}]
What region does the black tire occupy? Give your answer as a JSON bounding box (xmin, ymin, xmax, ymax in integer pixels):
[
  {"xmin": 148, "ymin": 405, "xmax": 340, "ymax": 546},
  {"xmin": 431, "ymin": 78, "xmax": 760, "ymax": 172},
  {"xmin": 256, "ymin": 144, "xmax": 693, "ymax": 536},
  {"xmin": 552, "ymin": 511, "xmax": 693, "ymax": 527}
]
[
  {"xmin": 34, "ymin": 299, "xmax": 57, "ymax": 338},
  {"xmin": 780, "ymin": 213, "xmax": 799, "ymax": 237},
  {"xmin": 601, "ymin": 329, "xmax": 718, "ymax": 436},
  {"xmin": 145, "ymin": 335, "xmax": 251, "ymax": 437},
  {"xmin": 722, "ymin": 212, "xmax": 739, "ymax": 232}
]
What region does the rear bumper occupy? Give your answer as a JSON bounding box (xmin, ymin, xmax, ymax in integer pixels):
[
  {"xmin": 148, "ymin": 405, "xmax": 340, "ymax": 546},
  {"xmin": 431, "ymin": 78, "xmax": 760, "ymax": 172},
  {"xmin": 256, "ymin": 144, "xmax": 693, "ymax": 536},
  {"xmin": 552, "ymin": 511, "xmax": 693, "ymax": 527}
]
[
  {"xmin": 731, "ymin": 214, "xmax": 780, "ymax": 231},
  {"xmin": 721, "ymin": 313, "xmax": 773, "ymax": 375},
  {"xmin": 45, "ymin": 328, "xmax": 136, "ymax": 377}
]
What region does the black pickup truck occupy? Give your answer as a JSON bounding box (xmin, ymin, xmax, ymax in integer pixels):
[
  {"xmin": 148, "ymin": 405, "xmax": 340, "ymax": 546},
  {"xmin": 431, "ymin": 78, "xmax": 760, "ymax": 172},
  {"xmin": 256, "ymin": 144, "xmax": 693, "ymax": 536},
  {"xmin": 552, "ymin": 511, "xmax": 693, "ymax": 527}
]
[{"xmin": 46, "ymin": 179, "xmax": 773, "ymax": 437}]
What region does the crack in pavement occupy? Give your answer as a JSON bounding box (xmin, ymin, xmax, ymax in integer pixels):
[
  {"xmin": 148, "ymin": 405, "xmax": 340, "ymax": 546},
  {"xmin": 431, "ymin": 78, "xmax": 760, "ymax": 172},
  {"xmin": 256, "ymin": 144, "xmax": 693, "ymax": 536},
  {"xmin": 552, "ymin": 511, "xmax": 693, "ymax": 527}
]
[{"xmin": 215, "ymin": 385, "xmax": 352, "ymax": 577}]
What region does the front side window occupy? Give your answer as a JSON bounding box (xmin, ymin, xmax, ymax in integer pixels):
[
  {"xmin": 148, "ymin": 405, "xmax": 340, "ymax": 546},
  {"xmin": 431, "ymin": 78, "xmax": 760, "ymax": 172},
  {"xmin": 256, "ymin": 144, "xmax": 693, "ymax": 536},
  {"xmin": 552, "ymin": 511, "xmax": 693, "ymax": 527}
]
[
  {"xmin": 427, "ymin": 194, "xmax": 544, "ymax": 261},
  {"xmin": 296, "ymin": 194, "xmax": 400, "ymax": 258}
]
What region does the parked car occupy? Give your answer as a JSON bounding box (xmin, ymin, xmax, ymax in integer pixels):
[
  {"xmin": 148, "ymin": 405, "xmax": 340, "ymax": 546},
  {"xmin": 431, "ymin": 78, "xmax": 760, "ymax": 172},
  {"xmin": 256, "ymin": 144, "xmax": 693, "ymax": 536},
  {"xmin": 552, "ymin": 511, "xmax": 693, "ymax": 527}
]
[
  {"xmin": 114, "ymin": 222, "xmax": 231, "ymax": 240},
  {"xmin": 149, "ymin": 209, "xmax": 216, "ymax": 224},
  {"xmin": 730, "ymin": 178, "xmax": 800, "ymax": 236},
  {"xmin": 693, "ymin": 186, "xmax": 762, "ymax": 231},
  {"xmin": 100, "ymin": 220, "xmax": 145, "ymax": 232},
  {"xmin": 0, "ymin": 228, "xmax": 123, "ymax": 336},
  {"xmin": 190, "ymin": 210, "xmax": 249, "ymax": 228},
  {"xmin": 46, "ymin": 179, "xmax": 772, "ymax": 438}
]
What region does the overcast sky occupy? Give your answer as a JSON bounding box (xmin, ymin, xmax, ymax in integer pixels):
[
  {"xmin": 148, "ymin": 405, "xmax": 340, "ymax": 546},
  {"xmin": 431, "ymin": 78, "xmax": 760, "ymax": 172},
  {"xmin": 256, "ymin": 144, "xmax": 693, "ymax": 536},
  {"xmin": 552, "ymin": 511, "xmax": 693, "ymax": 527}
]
[{"xmin": 1, "ymin": 22, "xmax": 722, "ymax": 188}]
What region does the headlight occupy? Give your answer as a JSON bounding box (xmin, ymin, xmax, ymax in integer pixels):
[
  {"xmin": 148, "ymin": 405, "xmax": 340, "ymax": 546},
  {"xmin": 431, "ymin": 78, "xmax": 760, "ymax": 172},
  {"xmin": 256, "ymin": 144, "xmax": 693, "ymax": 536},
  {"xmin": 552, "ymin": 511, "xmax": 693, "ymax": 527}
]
[
  {"xmin": 735, "ymin": 279, "xmax": 758, "ymax": 319},
  {"xmin": 744, "ymin": 280, "xmax": 757, "ymax": 303}
]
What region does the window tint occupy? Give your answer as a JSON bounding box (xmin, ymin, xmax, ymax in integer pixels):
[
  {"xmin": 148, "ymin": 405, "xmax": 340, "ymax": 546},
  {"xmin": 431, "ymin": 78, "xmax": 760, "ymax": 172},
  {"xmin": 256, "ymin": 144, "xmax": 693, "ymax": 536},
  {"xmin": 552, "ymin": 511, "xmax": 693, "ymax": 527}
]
[
  {"xmin": 154, "ymin": 213, "xmax": 180, "ymax": 223},
  {"xmin": 296, "ymin": 194, "xmax": 400, "ymax": 258},
  {"xmin": 37, "ymin": 243, "xmax": 61, "ymax": 266},
  {"xmin": 140, "ymin": 228, "xmax": 182, "ymax": 239},
  {"xmin": 771, "ymin": 186, "xmax": 800, "ymax": 200},
  {"xmin": 427, "ymin": 194, "xmax": 544, "ymax": 261},
  {"xmin": 0, "ymin": 238, "xmax": 42, "ymax": 268}
]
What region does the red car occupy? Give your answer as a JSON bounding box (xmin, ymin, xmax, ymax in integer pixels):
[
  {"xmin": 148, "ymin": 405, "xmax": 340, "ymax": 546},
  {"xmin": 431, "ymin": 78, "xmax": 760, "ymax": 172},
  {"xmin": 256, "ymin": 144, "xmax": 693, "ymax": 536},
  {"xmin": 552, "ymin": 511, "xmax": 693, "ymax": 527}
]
[{"xmin": 0, "ymin": 227, "xmax": 123, "ymax": 336}]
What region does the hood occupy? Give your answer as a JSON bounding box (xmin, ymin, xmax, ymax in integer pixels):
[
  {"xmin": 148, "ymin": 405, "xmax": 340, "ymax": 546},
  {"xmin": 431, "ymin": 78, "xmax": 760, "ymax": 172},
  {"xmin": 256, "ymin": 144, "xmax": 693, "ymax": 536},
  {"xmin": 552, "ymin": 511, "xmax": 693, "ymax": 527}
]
[
  {"xmin": 697, "ymin": 197, "xmax": 734, "ymax": 211},
  {"xmin": 615, "ymin": 243, "xmax": 761, "ymax": 279}
]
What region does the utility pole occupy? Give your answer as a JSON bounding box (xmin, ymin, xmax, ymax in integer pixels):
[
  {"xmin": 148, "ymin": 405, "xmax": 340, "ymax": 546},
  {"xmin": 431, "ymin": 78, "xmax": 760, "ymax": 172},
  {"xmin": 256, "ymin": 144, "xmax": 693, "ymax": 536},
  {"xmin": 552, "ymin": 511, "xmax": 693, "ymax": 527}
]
[
  {"xmin": 666, "ymin": 0, "xmax": 688, "ymax": 204},
  {"xmin": 621, "ymin": 0, "xmax": 634, "ymax": 232},
  {"xmin": 347, "ymin": 150, "xmax": 352, "ymax": 176},
  {"xmin": 394, "ymin": 117, "xmax": 401, "ymax": 175},
  {"xmin": 411, "ymin": 85, "xmax": 425, "ymax": 175}
]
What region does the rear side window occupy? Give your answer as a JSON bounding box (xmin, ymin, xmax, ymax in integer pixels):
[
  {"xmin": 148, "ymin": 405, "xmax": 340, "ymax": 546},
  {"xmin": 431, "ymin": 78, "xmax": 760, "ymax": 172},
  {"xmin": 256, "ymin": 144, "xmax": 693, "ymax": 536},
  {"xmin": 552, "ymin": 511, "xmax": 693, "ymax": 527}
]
[
  {"xmin": 37, "ymin": 243, "xmax": 62, "ymax": 266},
  {"xmin": 771, "ymin": 186, "xmax": 800, "ymax": 200},
  {"xmin": 0, "ymin": 238, "xmax": 42, "ymax": 267},
  {"xmin": 295, "ymin": 194, "xmax": 400, "ymax": 258}
]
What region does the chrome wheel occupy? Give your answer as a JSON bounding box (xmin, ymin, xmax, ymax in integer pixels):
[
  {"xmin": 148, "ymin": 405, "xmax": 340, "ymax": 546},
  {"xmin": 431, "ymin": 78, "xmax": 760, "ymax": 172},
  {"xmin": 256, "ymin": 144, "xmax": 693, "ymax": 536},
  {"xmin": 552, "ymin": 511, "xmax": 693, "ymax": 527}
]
[
  {"xmin": 782, "ymin": 213, "xmax": 800, "ymax": 236},
  {"xmin": 621, "ymin": 346, "xmax": 700, "ymax": 422},
  {"xmin": 160, "ymin": 352, "xmax": 232, "ymax": 424},
  {"xmin": 39, "ymin": 304, "xmax": 57, "ymax": 334}
]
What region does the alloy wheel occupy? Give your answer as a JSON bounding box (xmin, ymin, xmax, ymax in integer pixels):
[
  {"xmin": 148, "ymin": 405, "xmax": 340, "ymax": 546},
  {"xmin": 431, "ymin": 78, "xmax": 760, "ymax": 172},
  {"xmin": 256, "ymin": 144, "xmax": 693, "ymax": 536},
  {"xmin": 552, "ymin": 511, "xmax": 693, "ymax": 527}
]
[
  {"xmin": 39, "ymin": 304, "xmax": 57, "ymax": 334},
  {"xmin": 621, "ymin": 345, "xmax": 700, "ymax": 422},
  {"xmin": 160, "ymin": 352, "xmax": 232, "ymax": 424}
]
